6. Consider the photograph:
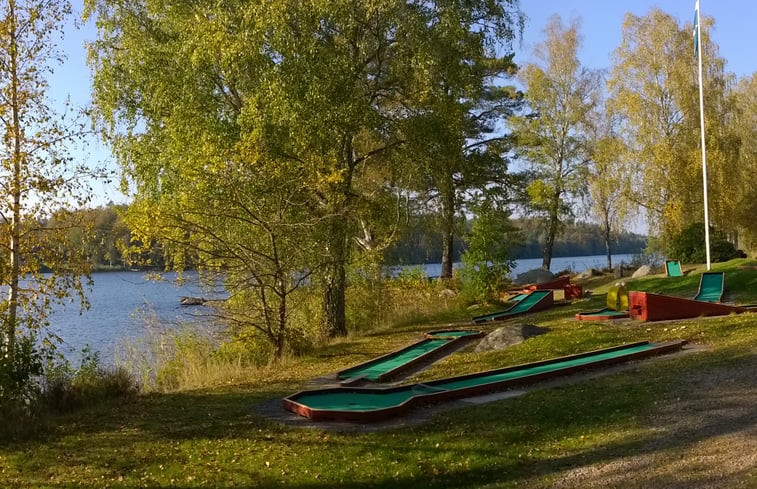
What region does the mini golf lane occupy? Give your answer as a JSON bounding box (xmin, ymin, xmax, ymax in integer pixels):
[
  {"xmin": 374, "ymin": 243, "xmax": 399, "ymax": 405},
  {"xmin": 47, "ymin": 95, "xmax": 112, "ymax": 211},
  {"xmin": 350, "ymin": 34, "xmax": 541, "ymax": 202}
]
[
  {"xmin": 472, "ymin": 290, "xmax": 554, "ymax": 324},
  {"xmin": 284, "ymin": 340, "xmax": 687, "ymax": 422},
  {"xmin": 575, "ymin": 308, "xmax": 629, "ymax": 321},
  {"xmin": 337, "ymin": 330, "xmax": 484, "ymax": 384}
]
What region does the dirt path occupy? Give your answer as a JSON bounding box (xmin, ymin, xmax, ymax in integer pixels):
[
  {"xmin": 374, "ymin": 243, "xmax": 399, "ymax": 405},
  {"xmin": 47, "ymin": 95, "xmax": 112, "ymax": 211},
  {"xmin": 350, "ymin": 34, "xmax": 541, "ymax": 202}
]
[{"xmin": 545, "ymin": 352, "xmax": 757, "ymax": 488}]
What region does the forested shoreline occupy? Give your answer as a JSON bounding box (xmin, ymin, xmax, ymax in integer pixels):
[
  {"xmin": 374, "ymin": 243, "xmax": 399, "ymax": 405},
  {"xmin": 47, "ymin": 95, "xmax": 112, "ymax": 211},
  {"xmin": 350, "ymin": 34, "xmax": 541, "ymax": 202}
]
[{"xmin": 59, "ymin": 205, "xmax": 646, "ymax": 270}]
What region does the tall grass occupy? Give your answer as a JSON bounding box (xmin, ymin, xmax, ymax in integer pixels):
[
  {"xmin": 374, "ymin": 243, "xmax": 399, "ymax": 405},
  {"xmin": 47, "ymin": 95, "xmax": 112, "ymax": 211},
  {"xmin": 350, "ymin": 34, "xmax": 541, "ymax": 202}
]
[{"xmin": 347, "ymin": 267, "xmax": 465, "ymax": 332}]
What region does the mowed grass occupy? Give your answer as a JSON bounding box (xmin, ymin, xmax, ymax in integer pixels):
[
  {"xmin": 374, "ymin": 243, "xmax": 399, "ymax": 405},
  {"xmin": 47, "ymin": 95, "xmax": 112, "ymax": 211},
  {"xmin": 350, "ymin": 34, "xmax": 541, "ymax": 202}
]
[{"xmin": 1, "ymin": 260, "xmax": 756, "ymax": 488}]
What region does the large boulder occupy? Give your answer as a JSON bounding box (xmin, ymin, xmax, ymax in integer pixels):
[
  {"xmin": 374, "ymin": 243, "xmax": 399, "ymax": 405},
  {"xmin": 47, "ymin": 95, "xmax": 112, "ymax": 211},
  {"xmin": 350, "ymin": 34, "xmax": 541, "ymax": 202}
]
[
  {"xmin": 631, "ymin": 265, "xmax": 652, "ymax": 278},
  {"xmin": 576, "ymin": 268, "xmax": 600, "ymax": 279},
  {"xmin": 514, "ymin": 268, "xmax": 556, "ymax": 286},
  {"xmin": 474, "ymin": 324, "xmax": 550, "ymax": 353}
]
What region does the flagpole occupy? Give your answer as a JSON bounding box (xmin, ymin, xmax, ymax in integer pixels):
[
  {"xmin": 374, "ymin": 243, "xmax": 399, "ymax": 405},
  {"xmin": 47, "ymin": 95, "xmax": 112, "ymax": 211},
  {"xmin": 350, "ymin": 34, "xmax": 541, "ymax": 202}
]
[{"xmin": 695, "ymin": 0, "xmax": 711, "ymax": 270}]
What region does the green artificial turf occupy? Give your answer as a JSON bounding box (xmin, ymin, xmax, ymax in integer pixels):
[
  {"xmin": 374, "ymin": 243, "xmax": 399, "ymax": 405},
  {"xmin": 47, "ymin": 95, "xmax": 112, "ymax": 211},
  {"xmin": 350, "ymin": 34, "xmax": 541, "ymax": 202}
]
[
  {"xmin": 665, "ymin": 260, "xmax": 683, "ymax": 277},
  {"xmin": 694, "ymin": 272, "xmax": 724, "ymax": 302},
  {"xmin": 577, "ymin": 308, "xmax": 629, "ymax": 318},
  {"xmin": 338, "ymin": 331, "xmax": 479, "ymax": 381},
  {"xmin": 297, "ymin": 343, "xmax": 656, "ymax": 411},
  {"xmin": 474, "ymin": 290, "xmax": 551, "ymax": 321}
]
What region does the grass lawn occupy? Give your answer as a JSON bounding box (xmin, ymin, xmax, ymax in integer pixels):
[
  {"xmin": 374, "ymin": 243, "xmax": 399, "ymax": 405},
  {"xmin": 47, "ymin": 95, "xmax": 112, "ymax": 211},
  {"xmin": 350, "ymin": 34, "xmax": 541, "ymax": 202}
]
[{"xmin": 1, "ymin": 260, "xmax": 756, "ymax": 488}]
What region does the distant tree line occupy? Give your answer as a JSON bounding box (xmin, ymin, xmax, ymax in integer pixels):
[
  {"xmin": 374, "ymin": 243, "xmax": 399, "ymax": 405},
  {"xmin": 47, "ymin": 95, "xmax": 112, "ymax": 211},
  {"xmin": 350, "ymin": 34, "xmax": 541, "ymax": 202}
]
[{"xmin": 384, "ymin": 215, "xmax": 646, "ymax": 265}]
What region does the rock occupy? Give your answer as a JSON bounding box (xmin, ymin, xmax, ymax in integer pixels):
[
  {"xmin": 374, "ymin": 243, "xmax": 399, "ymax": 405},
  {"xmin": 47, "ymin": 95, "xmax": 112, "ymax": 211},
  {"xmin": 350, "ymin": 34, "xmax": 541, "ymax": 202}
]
[
  {"xmin": 474, "ymin": 324, "xmax": 550, "ymax": 353},
  {"xmin": 180, "ymin": 296, "xmax": 206, "ymax": 306},
  {"xmin": 631, "ymin": 265, "xmax": 652, "ymax": 278},
  {"xmin": 514, "ymin": 268, "xmax": 556, "ymax": 286},
  {"xmin": 576, "ymin": 268, "xmax": 600, "ymax": 279},
  {"xmin": 438, "ymin": 289, "xmax": 456, "ymax": 299}
]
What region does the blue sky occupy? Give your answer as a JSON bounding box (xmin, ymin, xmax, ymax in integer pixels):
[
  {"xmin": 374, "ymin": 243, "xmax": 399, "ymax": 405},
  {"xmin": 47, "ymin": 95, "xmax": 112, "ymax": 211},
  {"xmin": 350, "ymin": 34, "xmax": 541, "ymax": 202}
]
[
  {"xmin": 49, "ymin": 1, "xmax": 757, "ymax": 207},
  {"xmin": 515, "ymin": 0, "xmax": 755, "ymax": 78}
]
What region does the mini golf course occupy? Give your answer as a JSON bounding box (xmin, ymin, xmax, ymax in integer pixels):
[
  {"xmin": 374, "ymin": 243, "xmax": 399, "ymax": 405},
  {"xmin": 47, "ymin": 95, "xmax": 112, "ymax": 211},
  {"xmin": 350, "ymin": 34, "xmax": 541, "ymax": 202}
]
[
  {"xmin": 575, "ymin": 308, "xmax": 629, "ymax": 321},
  {"xmin": 284, "ymin": 340, "xmax": 688, "ymax": 422},
  {"xmin": 472, "ymin": 290, "xmax": 555, "ymax": 324},
  {"xmin": 337, "ymin": 330, "xmax": 484, "ymax": 385}
]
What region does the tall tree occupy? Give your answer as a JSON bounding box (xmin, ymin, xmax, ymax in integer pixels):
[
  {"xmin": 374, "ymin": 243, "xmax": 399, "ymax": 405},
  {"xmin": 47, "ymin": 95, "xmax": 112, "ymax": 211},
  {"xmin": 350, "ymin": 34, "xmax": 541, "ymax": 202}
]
[
  {"xmin": 607, "ymin": 9, "xmax": 737, "ymax": 245},
  {"xmin": 0, "ymin": 0, "xmax": 93, "ymax": 373},
  {"xmin": 86, "ymin": 0, "xmax": 525, "ymax": 338},
  {"xmin": 511, "ymin": 16, "xmax": 600, "ymax": 270},
  {"xmin": 586, "ymin": 110, "xmax": 632, "ymax": 269},
  {"xmin": 731, "ymin": 73, "xmax": 757, "ymax": 248}
]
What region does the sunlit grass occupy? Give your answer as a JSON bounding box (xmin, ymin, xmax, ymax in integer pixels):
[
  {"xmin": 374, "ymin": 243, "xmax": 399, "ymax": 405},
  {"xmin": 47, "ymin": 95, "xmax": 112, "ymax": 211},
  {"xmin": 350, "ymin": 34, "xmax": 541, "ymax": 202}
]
[{"xmin": 0, "ymin": 259, "xmax": 755, "ymax": 488}]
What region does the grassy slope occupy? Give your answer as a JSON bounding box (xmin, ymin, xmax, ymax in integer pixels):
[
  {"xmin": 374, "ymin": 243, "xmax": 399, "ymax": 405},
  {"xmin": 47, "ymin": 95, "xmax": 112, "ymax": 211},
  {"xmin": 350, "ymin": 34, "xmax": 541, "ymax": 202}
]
[{"xmin": 1, "ymin": 260, "xmax": 756, "ymax": 488}]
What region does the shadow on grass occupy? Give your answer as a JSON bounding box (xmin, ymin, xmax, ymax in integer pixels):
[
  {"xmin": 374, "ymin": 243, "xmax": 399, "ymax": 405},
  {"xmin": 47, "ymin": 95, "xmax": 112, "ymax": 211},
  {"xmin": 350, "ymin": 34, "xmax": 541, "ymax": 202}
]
[{"xmin": 2, "ymin": 346, "xmax": 754, "ymax": 488}]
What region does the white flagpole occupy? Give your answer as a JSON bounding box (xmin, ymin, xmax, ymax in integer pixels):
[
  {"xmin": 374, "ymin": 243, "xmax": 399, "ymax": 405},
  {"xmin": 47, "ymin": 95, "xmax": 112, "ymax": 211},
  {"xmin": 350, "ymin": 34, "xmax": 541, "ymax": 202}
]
[{"xmin": 696, "ymin": 0, "xmax": 711, "ymax": 270}]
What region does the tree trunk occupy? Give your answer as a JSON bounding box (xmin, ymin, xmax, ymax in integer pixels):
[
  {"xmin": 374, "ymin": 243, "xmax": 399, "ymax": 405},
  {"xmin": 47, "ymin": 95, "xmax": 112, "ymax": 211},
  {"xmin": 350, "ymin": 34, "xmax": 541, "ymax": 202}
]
[
  {"xmin": 542, "ymin": 193, "xmax": 561, "ymax": 271},
  {"xmin": 324, "ymin": 227, "xmax": 348, "ymax": 337},
  {"xmin": 542, "ymin": 219, "xmax": 556, "ymax": 271},
  {"xmin": 440, "ymin": 181, "xmax": 455, "ymax": 279},
  {"xmin": 274, "ymin": 293, "xmax": 286, "ymax": 360},
  {"xmin": 603, "ymin": 221, "xmax": 613, "ymax": 270},
  {"xmin": 4, "ymin": 0, "xmax": 20, "ymax": 364}
]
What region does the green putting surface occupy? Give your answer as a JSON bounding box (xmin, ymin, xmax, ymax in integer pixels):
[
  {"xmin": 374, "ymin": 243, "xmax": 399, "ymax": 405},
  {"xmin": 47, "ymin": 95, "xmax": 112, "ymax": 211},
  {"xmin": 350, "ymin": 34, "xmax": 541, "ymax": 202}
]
[
  {"xmin": 665, "ymin": 260, "xmax": 683, "ymax": 277},
  {"xmin": 508, "ymin": 293, "xmax": 528, "ymax": 302},
  {"xmin": 338, "ymin": 331, "xmax": 480, "ymax": 381},
  {"xmin": 303, "ymin": 343, "xmax": 656, "ymax": 411},
  {"xmin": 426, "ymin": 331, "xmax": 480, "ymax": 339},
  {"xmin": 578, "ymin": 308, "xmax": 628, "ymax": 318},
  {"xmin": 694, "ymin": 272, "xmax": 724, "ymax": 302},
  {"xmin": 474, "ymin": 290, "xmax": 551, "ymax": 322}
]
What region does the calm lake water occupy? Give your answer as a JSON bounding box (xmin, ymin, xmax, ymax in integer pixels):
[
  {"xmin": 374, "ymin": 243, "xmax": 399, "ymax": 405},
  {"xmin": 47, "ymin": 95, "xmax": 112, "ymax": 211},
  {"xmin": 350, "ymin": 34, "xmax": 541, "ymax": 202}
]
[
  {"xmin": 48, "ymin": 253, "xmax": 634, "ymax": 361},
  {"xmin": 399, "ymin": 253, "xmax": 636, "ymax": 280},
  {"xmin": 47, "ymin": 271, "xmax": 224, "ymax": 361}
]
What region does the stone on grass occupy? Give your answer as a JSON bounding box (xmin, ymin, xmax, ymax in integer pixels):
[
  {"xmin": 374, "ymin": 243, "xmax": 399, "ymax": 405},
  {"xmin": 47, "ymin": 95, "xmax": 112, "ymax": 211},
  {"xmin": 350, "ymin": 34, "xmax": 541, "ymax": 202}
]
[
  {"xmin": 631, "ymin": 265, "xmax": 652, "ymax": 278},
  {"xmin": 576, "ymin": 268, "xmax": 600, "ymax": 279},
  {"xmin": 474, "ymin": 324, "xmax": 550, "ymax": 353},
  {"xmin": 514, "ymin": 268, "xmax": 555, "ymax": 286}
]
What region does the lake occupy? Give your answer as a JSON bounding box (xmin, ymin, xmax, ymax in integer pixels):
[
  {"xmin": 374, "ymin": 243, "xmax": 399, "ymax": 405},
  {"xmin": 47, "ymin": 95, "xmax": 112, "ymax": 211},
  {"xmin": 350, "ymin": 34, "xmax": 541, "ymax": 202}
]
[
  {"xmin": 396, "ymin": 253, "xmax": 636, "ymax": 280},
  {"xmin": 47, "ymin": 253, "xmax": 635, "ymax": 361}
]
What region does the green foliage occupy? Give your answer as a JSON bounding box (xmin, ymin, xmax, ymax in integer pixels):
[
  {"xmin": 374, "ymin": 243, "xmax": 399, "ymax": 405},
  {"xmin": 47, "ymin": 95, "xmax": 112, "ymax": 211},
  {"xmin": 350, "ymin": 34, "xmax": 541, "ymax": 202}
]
[
  {"xmin": 668, "ymin": 222, "xmax": 739, "ymax": 264},
  {"xmin": 461, "ymin": 203, "xmax": 517, "ymax": 302},
  {"xmin": 0, "ymin": 334, "xmax": 43, "ymax": 409},
  {"xmin": 608, "ymin": 9, "xmax": 738, "ymax": 241},
  {"xmin": 43, "ymin": 346, "xmax": 138, "ymax": 412},
  {"xmin": 511, "ymin": 16, "xmax": 601, "ymax": 269}
]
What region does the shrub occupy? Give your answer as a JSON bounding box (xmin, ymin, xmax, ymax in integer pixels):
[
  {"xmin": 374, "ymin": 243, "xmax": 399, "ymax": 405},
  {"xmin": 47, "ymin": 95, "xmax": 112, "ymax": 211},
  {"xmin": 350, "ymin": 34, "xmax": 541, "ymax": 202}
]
[
  {"xmin": 0, "ymin": 334, "xmax": 43, "ymax": 412},
  {"xmin": 43, "ymin": 346, "xmax": 138, "ymax": 411},
  {"xmin": 668, "ymin": 223, "xmax": 739, "ymax": 263},
  {"xmin": 460, "ymin": 203, "xmax": 516, "ymax": 303}
]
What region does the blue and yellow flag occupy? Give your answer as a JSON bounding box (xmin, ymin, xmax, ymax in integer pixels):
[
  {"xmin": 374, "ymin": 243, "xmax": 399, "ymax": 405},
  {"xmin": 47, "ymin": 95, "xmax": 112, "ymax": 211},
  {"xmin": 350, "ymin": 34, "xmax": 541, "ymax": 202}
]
[{"xmin": 693, "ymin": 0, "xmax": 700, "ymax": 59}]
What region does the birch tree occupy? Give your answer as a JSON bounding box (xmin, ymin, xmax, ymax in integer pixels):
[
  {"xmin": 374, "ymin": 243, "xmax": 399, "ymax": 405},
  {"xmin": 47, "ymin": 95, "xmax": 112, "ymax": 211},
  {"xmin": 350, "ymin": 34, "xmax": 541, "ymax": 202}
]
[
  {"xmin": 511, "ymin": 16, "xmax": 601, "ymax": 270},
  {"xmin": 0, "ymin": 0, "xmax": 94, "ymax": 389}
]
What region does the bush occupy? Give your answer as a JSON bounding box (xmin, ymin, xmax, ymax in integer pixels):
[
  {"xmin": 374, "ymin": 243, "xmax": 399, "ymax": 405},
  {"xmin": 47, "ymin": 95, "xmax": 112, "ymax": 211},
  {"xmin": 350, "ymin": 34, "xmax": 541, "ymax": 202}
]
[
  {"xmin": 460, "ymin": 203, "xmax": 516, "ymax": 303},
  {"xmin": 0, "ymin": 334, "xmax": 43, "ymax": 412},
  {"xmin": 43, "ymin": 346, "xmax": 138, "ymax": 411},
  {"xmin": 668, "ymin": 223, "xmax": 739, "ymax": 263}
]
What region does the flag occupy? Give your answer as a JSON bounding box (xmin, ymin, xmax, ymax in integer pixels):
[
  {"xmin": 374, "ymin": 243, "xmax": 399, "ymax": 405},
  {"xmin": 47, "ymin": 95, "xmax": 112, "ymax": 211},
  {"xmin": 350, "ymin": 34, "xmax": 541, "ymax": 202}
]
[{"xmin": 693, "ymin": 0, "xmax": 700, "ymax": 59}]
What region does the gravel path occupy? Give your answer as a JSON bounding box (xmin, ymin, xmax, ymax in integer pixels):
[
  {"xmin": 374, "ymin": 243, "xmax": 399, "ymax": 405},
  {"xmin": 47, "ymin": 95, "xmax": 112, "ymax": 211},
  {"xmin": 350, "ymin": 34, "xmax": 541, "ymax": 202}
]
[{"xmin": 545, "ymin": 352, "xmax": 757, "ymax": 488}]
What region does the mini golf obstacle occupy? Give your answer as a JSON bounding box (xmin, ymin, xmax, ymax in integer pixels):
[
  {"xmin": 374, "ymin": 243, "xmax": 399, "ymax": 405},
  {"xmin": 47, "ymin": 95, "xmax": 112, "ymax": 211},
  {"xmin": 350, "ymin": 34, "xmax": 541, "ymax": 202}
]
[
  {"xmin": 665, "ymin": 260, "xmax": 684, "ymax": 277},
  {"xmin": 283, "ymin": 340, "xmax": 688, "ymax": 422},
  {"xmin": 522, "ymin": 275, "xmax": 583, "ymax": 300},
  {"xmin": 629, "ymin": 291, "xmax": 745, "ymax": 321},
  {"xmin": 472, "ymin": 290, "xmax": 554, "ymax": 324},
  {"xmin": 337, "ymin": 330, "xmax": 484, "ymax": 385},
  {"xmin": 693, "ymin": 272, "xmax": 724, "ymax": 302},
  {"xmin": 576, "ymin": 283, "xmax": 630, "ymax": 321}
]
